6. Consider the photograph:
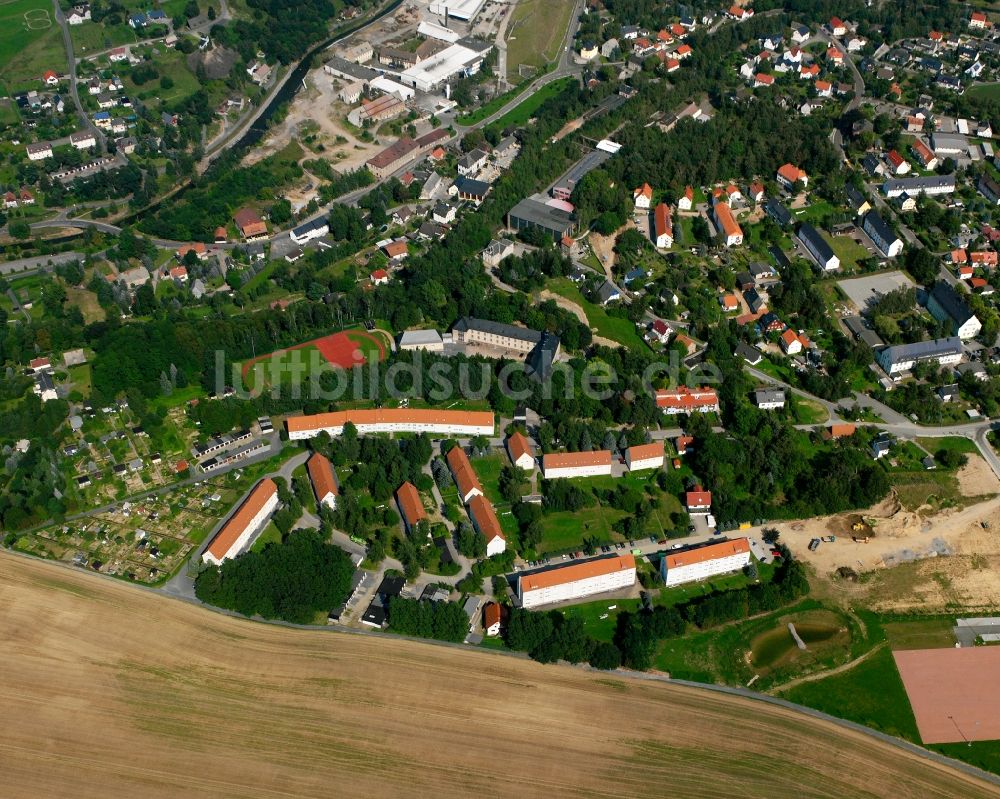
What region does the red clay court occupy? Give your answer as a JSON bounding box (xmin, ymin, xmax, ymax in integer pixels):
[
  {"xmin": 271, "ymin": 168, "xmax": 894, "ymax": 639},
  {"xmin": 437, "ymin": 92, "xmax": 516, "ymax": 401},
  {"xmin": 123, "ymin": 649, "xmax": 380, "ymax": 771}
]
[
  {"xmin": 241, "ymin": 330, "xmax": 387, "ymax": 377},
  {"xmin": 894, "ymin": 647, "xmax": 1000, "ymax": 743}
]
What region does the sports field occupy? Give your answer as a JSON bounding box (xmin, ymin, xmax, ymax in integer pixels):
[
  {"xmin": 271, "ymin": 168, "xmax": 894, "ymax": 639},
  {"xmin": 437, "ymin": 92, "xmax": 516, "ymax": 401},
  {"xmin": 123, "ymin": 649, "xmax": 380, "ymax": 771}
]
[
  {"xmin": 2, "ymin": 552, "xmax": 998, "ymax": 798},
  {"xmin": 240, "ymin": 329, "xmax": 388, "ymax": 387},
  {"xmin": 0, "ymin": 0, "xmax": 66, "ymax": 91}
]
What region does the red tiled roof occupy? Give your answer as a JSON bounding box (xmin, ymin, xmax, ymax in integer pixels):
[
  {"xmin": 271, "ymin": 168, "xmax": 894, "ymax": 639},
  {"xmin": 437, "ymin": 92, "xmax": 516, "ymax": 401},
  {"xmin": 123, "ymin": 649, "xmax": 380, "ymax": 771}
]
[
  {"xmin": 542, "ymin": 450, "xmax": 612, "ymax": 470},
  {"xmin": 520, "ymin": 554, "xmax": 635, "ymax": 591},
  {"xmin": 665, "ymin": 538, "xmax": 750, "ymax": 569},
  {"xmin": 655, "ymin": 386, "xmax": 719, "ymax": 410},
  {"xmin": 507, "ymin": 431, "xmax": 534, "ymax": 464},
  {"xmin": 484, "ymin": 602, "xmax": 502, "ymax": 628},
  {"xmin": 396, "ymin": 481, "xmax": 426, "ymax": 527},
  {"xmin": 714, "ymin": 201, "xmax": 742, "ymax": 239},
  {"xmin": 447, "ymin": 445, "xmax": 482, "ymax": 500},
  {"xmin": 287, "ymin": 409, "xmax": 494, "ymax": 434},
  {"xmin": 654, "ymin": 202, "xmax": 672, "ymax": 238},
  {"xmin": 826, "ymin": 423, "xmax": 856, "ymax": 438},
  {"xmin": 205, "ymin": 479, "xmax": 277, "ymax": 562},
  {"xmin": 468, "ymin": 494, "xmax": 504, "ymax": 544},
  {"xmin": 626, "ymin": 441, "xmax": 664, "ymax": 462},
  {"xmin": 778, "ymin": 163, "xmax": 806, "ymax": 183},
  {"xmin": 686, "ymin": 484, "xmax": 712, "ymax": 507},
  {"xmin": 307, "ymin": 451, "xmax": 339, "ymax": 501}
]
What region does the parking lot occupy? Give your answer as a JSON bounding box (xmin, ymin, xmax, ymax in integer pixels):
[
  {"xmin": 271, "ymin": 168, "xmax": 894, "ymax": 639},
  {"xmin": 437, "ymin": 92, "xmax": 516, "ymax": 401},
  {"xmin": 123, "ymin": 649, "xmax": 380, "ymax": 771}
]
[{"xmin": 837, "ymin": 270, "xmax": 916, "ymax": 312}]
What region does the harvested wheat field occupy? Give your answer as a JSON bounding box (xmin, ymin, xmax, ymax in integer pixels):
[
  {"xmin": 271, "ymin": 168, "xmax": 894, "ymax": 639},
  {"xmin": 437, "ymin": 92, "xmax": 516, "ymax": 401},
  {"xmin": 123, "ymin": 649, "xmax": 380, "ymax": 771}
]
[{"xmin": 2, "ymin": 553, "xmax": 998, "ymax": 799}]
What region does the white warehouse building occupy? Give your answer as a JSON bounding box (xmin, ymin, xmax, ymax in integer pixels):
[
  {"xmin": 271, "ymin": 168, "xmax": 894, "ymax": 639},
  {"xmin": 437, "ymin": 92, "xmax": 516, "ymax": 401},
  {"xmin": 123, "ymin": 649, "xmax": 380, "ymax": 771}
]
[
  {"xmin": 518, "ymin": 554, "xmax": 637, "ymax": 609},
  {"xmin": 202, "ymin": 478, "xmax": 279, "ymax": 565},
  {"xmin": 399, "ymin": 39, "xmax": 492, "ymax": 93},
  {"xmin": 286, "ymin": 409, "xmax": 494, "ymax": 440},
  {"xmin": 660, "ymin": 538, "xmax": 752, "ymax": 587}
]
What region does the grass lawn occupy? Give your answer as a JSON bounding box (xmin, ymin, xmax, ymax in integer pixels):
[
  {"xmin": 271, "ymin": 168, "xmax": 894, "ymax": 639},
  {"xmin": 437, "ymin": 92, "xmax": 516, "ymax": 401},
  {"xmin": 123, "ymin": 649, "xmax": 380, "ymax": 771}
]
[
  {"xmin": 822, "ymin": 232, "xmax": 869, "ymax": 269},
  {"xmin": 545, "ymin": 277, "xmax": 647, "ymax": 350},
  {"xmin": 127, "ymin": 49, "xmax": 202, "ymax": 110},
  {"xmin": 791, "ymin": 396, "xmax": 829, "ymax": 425},
  {"xmin": 0, "ymin": 0, "xmax": 65, "ymax": 90},
  {"xmin": 471, "ymin": 453, "xmax": 505, "ymax": 505},
  {"xmin": 537, "ymin": 505, "xmax": 627, "ymax": 554},
  {"xmin": 65, "ymin": 286, "xmax": 105, "ymax": 324},
  {"xmin": 881, "ymin": 617, "xmax": 956, "ymax": 650},
  {"xmin": 561, "ymin": 596, "xmax": 642, "ymax": 642},
  {"xmin": 917, "ymin": 436, "xmax": 979, "ymax": 456},
  {"xmin": 489, "ymin": 77, "xmax": 575, "ymax": 128},
  {"xmin": 68, "ymin": 363, "xmax": 92, "ymax": 397},
  {"xmin": 243, "ymin": 343, "xmax": 321, "ymax": 390},
  {"xmin": 967, "ymin": 82, "xmax": 1000, "ymax": 102},
  {"xmin": 783, "ymin": 646, "xmax": 920, "ymax": 741},
  {"xmin": 456, "ymin": 81, "xmax": 533, "ymax": 125},
  {"xmin": 70, "ymin": 21, "xmax": 137, "ymax": 55},
  {"xmin": 889, "ymin": 469, "xmax": 965, "ymax": 512},
  {"xmin": 505, "ymin": 0, "xmax": 576, "ymax": 81},
  {"xmin": 250, "ymin": 520, "xmax": 282, "ymax": 553},
  {"xmin": 794, "ymin": 201, "xmax": 835, "ymax": 223}
]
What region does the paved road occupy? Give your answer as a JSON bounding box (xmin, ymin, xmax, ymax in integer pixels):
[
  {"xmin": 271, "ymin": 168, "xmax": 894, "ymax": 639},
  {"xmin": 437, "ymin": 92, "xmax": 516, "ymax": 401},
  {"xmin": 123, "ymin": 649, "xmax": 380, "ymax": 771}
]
[
  {"xmin": 0, "ymin": 251, "xmax": 87, "ymax": 276},
  {"xmin": 52, "ymin": 0, "xmax": 101, "ymax": 145}
]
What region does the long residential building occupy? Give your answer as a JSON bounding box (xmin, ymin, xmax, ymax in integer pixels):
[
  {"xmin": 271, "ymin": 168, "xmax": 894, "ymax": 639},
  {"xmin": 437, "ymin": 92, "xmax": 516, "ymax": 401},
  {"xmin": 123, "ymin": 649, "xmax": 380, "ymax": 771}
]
[
  {"xmin": 659, "ymin": 538, "xmax": 752, "ymax": 587},
  {"xmin": 468, "ymin": 494, "xmax": 506, "ymax": 556},
  {"xmin": 926, "ymin": 281, "xmax": 982, "ymax": 340},
  {"xmin": 655, "ymin": 386, "xmax": 720, "ymax": 414},
  {"xmin": 713, "ymin": 201, "xmax": 743, "ymax": 246},
  {"xmin": 862, "ymin": 210, "xmax": 903, "ymax": 258},
  {"xmin": 877, "ymin": 336, "xmax": 963, "ymax": 375},
  {"xmin": 882, "ymin": 175, "xmax": 956, "ymax": 198},
  {"xmin": 446, "ymin": 445, "xmax": 483, "ymax": 503},
  {"xmin": 797, "ymin": 223, "xmax": 839, "ymax": 271},
  {"xmin": 452, "ymin": 316, "xmax": 561, "ymax": 381},
  {"xmin": 286, "ymin": 409, "xmax": 495, "ymax": 440},
  {"xmin": 518, "ymin": 553, "xmax": 636, "ymax": 608},
  {"xmin": 365, "ymin": 129, "xmax": 449, "ymax": 179},
  {"xmin": 624, "ymin": 441, "xmax": 665, "ymax": 472},
  {"xmin": 395, "ymin": 481, "xmax": 427, "ymax": 532},
  {"xmin": 306, "ymin": 451, "xmax": 339, "ymax": 509},
  {"xmin": 202, "ymin": 478, "xmax": 279, "ymax": 565},
  {"xmin": 542, "ymin": 450, "xmax": 613, "ymax": 479}
]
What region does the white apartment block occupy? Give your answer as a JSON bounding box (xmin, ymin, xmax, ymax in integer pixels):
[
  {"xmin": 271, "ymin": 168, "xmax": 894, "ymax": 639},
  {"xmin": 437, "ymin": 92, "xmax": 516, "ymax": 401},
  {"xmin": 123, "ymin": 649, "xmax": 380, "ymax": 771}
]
[
  {"xmin": 286, "ymin": 409, "xmax": 495, "ymax": 440},
  {"xmin": 660, "ymin": 538, "xmax": 752, "ymax": 587},
  {"xmin": 624, "ymin": 442, "xmax": 665, "ymax": 472},
  {"xmin": 541, "ymin": 450, "xmax": 613, "ymax": 479},
  {"xmin": 518, "ymin": 554, "xmax": 636, "ymax": 609},
  {"xmin": 202, "ymin": 479, "xmax": 279, "ymax": 565}
]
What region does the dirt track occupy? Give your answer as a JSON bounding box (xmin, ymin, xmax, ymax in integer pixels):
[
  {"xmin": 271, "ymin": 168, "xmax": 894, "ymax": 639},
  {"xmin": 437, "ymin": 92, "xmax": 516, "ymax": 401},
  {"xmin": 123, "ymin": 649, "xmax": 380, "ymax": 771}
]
[{"xmin": 1, "ymin": 552, "xmax": 997, "ymax": 798}]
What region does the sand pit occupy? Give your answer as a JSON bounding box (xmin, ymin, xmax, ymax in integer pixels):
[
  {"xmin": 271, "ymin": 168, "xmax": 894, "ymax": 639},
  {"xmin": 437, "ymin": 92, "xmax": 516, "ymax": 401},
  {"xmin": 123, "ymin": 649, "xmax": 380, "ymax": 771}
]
[{"xmin": 3, "ymin": 552, "xmax": 998, "ymax": 798}]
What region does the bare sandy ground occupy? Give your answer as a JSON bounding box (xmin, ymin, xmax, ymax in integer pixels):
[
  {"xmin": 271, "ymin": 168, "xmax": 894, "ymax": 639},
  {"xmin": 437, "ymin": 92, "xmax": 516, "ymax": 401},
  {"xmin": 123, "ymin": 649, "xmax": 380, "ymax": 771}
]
[
  {"xmin": 244, "ymin": 68, "xmax": 379, "ymax": 172},
  {"xmin": 784, "ymin": 457, "xmax": 1000, "ymax": 611},
  {"xmin": 2, "ymin": 552, "xmax": 995, "ymax": 799}
]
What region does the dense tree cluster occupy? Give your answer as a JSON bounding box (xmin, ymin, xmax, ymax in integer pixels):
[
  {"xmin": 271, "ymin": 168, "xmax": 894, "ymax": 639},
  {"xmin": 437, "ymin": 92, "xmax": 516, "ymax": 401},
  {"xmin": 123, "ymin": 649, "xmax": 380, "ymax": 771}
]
[
  {"xmin": 387, "ymin": 596, "xmax": 470, "ymax": 642},
  {"xmin": 194, "ymin": 529, "xmax": 355, "ymax": 623}
]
